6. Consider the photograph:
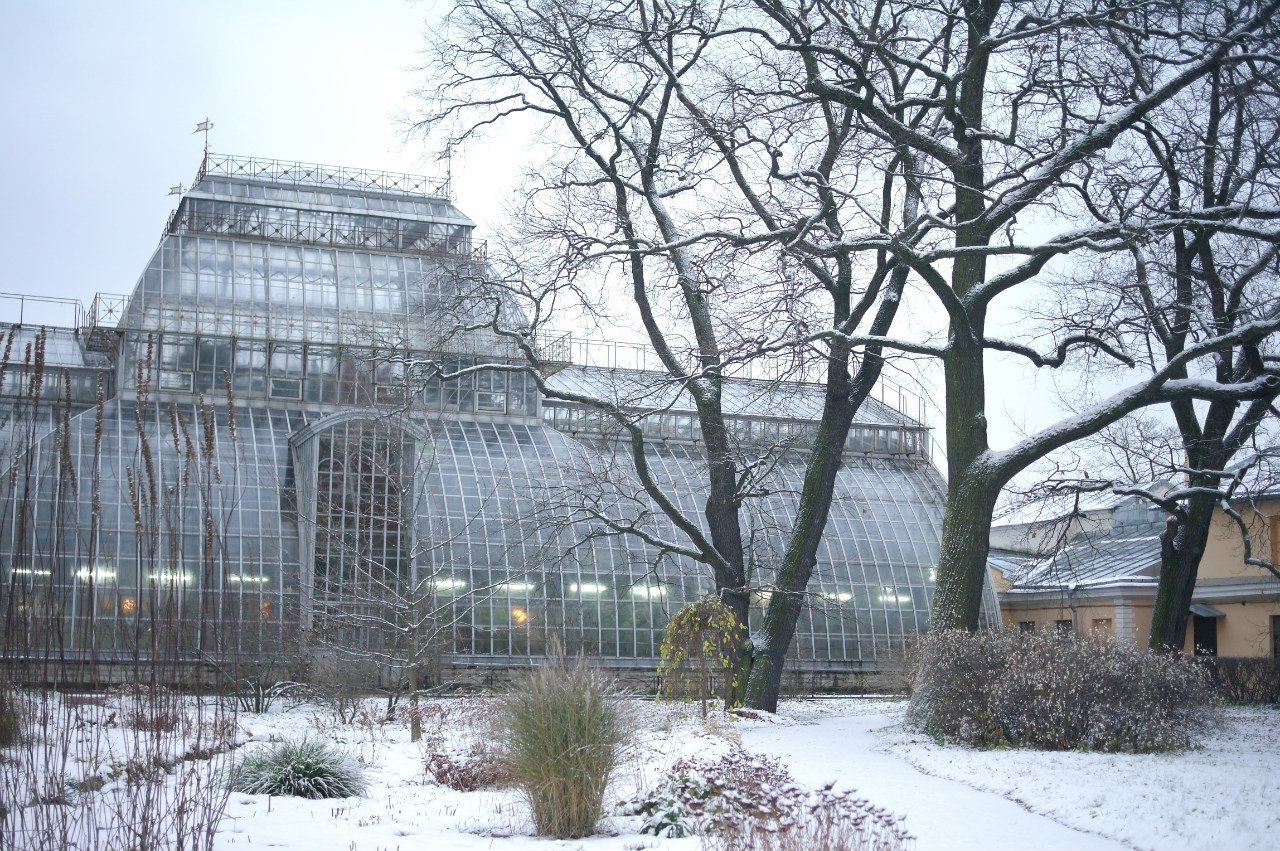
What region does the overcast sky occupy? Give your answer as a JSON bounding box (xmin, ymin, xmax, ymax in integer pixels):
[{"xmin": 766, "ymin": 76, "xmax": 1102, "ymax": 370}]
[{"xmin": 0, "ymin": 0, "xmax": 531, "ymax": 325}]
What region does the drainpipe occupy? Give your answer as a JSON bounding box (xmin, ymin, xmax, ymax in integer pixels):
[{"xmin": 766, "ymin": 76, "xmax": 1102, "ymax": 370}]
[{"xmin": 1067, "ymin": 582, "xmax": 1079, "ymax": 638}]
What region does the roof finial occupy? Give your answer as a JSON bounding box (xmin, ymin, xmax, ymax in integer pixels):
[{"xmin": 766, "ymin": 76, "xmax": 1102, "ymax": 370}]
[
  {"xmin": 438, "ymin": 142, "xmax": 454, "ymax": 199},
  {"xmin": 194, "ymin": 118, "xmax": 214, "ymax": 159}
]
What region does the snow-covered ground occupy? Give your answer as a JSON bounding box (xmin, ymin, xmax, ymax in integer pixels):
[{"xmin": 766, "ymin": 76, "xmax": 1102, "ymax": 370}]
[
  {"xmin": 742, "ymin": 700, "xmax": 1280, "ymax": 851},
  {"xmin": 5, "ymin": 694, "xmax": 1276, "ymax": 850},
  {"xmin": 211, "ymin": 697, "xmax": 1277, "ymax": 851}
]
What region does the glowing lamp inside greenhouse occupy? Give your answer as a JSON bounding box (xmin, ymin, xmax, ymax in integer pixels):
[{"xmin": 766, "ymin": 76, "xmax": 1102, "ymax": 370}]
[{"xmin": 878, "ymin": 589, "xmax": 911, "ymax": 605}]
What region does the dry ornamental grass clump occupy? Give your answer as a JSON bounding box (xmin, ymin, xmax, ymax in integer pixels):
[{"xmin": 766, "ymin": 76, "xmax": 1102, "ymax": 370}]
[{"xmin": 494, "ymin": 650, "xmax": 631, "ymax": 839}]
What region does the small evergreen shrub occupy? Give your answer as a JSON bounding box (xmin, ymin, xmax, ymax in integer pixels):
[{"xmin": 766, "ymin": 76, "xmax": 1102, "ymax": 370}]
[
  {"xmin": 908, "ymin": 629, "xmax": 1218, "ymax": 752},
  {"xmin": 231, "ymin": 738, "xmax": 367, "ymax": 799},
  {"xmin": 495, "ymin": 650, "xmax": 630, "ymax": 838}
]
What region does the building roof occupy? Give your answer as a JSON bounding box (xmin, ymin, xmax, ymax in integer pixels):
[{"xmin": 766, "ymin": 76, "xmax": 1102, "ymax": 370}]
[
  {"xmin": 1221, "ymin": 449, "xmax": 1280, "ymax": 502},
  {"xmin": 0, "ymin": 325, "xmax": 111, "ymax": 370},
  {"xmin": 987, "ymin": 547, "xmax": 1039, "ymax": 580},
  {"xmin": 196, "ymin": 152, "xmax": 456, "ymax": 205},
  {"xmin": 1006, "ymin": 532, "xmax": 1162, "ymax": 590}
]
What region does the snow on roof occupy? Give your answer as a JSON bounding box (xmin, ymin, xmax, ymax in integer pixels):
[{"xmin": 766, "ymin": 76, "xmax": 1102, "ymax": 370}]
[
  {"xmin": 988, "ymin": 547, "xmax": 1039, "ymax": 579},
  {"xmin": 0, "ymin": 324, "xmax": 110, "ymax": 370},
  {"xmin": 1223, "ymin": 449, "xmax": 1280, "ymax": 501},
  {"xmin": 1004, "ymin": 532, "xmax": 1162, "ymax": 589}
]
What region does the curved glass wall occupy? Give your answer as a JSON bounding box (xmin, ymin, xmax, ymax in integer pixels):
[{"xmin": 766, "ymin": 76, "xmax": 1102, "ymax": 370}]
[{"xmin": 0, "ymin": 153, "xmax": 997, "ymax": 676}]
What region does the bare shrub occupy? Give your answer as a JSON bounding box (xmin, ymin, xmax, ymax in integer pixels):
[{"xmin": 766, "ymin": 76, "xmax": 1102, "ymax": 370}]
[
  {"xmin": 709, "ymin": 783, "xmax": 914, "ymax": 851},
  {"xmin": 908, "ymin": 630, "xmax": 1219, "ymax": 752},
  {"xmin": 0, "ymin": 682, "xmax": 19, "ymax": 747},
  {"xmin": 1205, "ymin": 657, "xmax": 1280, "ymax": 705},
  {"xmin": 207, "ymin": 626, "xmax": 308, "ymax": 714},
  {"xmin": 303, "ymin": 654, "xmax": 373, "ymax": 725},
  {"xmin": 419, "ymin": 697, "xmax": 510, "ymax": 791},
  {"xmin": 109, "ymin": 684, "xmax": 191, "ymax": 735},
  {"xmin": 424, "ymin": 741, "xmax": 509, "ymax": 791},
  {"xmin": 122, "ymin": 706, "xmax": 186, "ymax": 733},
  {"xmin": 1, "ymin": 688, "xmax": 236, "ymax": 851},
  {"xmin": 495, "ymin": 651, "xmax": 631, "ymax": 838},
  {"xmin": 621, "ymin": 749, "xmax": 794, "ymax": 838},
  {"xmin": 621, "ymin": 749, "xmax": 913, "ymax": 850}
]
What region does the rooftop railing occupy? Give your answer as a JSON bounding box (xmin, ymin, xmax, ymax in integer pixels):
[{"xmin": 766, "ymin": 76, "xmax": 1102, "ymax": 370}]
[
  {"xmin": 196, "ymin": 153, "xmax": 450, "ymax": 200},
  {"xmin": 72, "ymin": 294, "xmax": 931, "ymax": 433},
  {"xmin": 165, "ymin": 210, "xmax": 487, "ymax": 262},
  {"xmin": 0, "ymin": 292, "xmax": 87, "ymax": 328},
  {"xmin": 541, "ymin": 332, "xmax": 929, "ymax": 427}
]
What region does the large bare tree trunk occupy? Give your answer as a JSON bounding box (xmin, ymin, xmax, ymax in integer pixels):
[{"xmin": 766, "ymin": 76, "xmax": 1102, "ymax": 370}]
[
  {"xmin": 743, "ymin": 347, "xmax": 861, "ymax": 710},
  {"xmin": 1149, "ymin": 506, "xmax": 1214, "ymax": 653},
  {"xmin": 931, "ymin": 472, "xmax": 1001, "ymax": 630}
]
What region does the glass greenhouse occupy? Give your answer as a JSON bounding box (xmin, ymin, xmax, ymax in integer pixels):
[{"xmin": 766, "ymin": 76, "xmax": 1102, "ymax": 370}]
[{"xmin": 0, "ymin": 154, "xmax": 996, "ymax": 684}]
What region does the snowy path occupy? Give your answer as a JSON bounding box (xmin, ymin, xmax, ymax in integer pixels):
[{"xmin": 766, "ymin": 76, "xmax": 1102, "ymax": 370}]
[{"xmin": 739, "ymin": 708, "xmax": 1131, "ymax": 851}]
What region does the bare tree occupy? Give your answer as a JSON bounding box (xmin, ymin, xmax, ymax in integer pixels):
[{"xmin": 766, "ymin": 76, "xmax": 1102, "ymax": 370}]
[
  {"xmin": 744, "ymin": 0, "xmax": 1280, "ymax": 632},
  {"xmin": 420, "ymin": 0, "xmax": 1280, "ymax": 708},
  {"xmin": 301, "ymin": 405, "xmax": 547, "ymax": 740},
  {"xmin": 422, "ymin": 0, "xmax": 927, "ymax": 710},
  {"xmin": 1020, "ymin": 418, "xmax": 1280, "ymax": 650},
  {"xmin": 1014, "ymin": 43, "xmax": 1280, "ymax": 650}
]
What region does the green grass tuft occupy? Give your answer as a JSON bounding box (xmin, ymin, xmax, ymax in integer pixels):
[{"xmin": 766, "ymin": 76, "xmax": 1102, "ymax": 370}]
[{"xmin": 231, "ymin": 738, "xmax": 366, "ymax": 799}]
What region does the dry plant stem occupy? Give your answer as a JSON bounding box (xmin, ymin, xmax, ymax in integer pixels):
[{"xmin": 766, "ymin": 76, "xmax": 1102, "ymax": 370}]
[
  {"xmin": 1, "ymin": 339, "xmax": 240, "ymax": 850},
  {"xmin": 0, "ymin": 687, "xmax": 237, "ymax": 851}
]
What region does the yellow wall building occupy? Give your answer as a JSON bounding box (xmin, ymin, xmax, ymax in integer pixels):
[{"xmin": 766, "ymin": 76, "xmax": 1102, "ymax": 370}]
[{"xmin": 991, "ymin": 493, "xmax": 1280, "ymax": 657}]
